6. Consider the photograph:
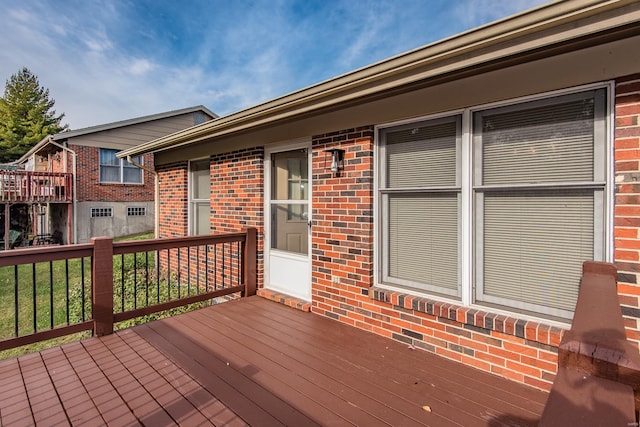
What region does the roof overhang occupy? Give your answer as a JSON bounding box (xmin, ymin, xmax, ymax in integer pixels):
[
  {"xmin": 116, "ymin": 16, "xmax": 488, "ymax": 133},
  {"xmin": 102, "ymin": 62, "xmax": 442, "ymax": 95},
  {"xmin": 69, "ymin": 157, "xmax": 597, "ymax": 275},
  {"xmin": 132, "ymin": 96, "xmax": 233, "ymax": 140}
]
[
  {"xmin": 117, "ymin": 0, "xmax": 640, "ymax": 159},
  {"xmin": 15, "ymin": 136, "xmax": 56, "ymax": 164},
  {"xmin": 56, "ymin": 105, "xmax": 217, "ymax": 141}
]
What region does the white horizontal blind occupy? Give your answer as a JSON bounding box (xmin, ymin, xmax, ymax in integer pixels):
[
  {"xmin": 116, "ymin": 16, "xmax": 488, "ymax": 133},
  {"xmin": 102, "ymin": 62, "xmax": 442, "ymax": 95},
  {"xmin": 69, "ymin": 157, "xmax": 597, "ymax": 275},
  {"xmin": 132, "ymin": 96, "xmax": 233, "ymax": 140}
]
[
  {"xmin": 388, "ymin": 194, "xmax": 459, "ymax": 292},
  {"xmin": 386, "ymin": 121, "xmax": 457, "ymax": 188},
  {"xmin": 482, "ymin": 99, "xmax": 595, "ymax": 185},
  {"xmin": 481, "ymin": 191, "xmax": 594, "ymax": 312},
  {"xmin": 475, "ymin": 90, "xmax": 603, "ymax": 318},
  {"xmin": 382, "ymin": 116, "xmax": 460, "ymax": 296}
]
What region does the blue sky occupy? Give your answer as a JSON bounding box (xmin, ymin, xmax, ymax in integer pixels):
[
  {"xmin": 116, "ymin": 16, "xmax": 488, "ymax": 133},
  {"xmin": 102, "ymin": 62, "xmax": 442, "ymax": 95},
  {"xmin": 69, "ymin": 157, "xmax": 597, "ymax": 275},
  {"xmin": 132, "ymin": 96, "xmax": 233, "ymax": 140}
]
[{"xmin": 0, "ymin": 0, "xmax": 548, "ymax": 130}]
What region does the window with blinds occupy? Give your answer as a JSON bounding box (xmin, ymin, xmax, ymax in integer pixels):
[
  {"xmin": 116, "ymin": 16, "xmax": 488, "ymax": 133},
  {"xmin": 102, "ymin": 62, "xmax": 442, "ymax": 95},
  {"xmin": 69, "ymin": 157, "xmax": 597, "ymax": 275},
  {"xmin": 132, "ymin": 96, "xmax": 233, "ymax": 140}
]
[
  {"xmin": 380, "ymin": 116, "xmax": 461, "ymax": 297},
  {"xmin": 99, "ymin": 149, "xmax": 143, "ymax": 184},
  {"xmin": 377, "ymin": 86, "xmax": 608, "ymax": 320},
  {"xmin": 189, "ymin": 159, "xmax": 210, "ymax": 236},
  {"xmin": 473, "ymin": 89, "xmax": 606, "ymax": 318}
]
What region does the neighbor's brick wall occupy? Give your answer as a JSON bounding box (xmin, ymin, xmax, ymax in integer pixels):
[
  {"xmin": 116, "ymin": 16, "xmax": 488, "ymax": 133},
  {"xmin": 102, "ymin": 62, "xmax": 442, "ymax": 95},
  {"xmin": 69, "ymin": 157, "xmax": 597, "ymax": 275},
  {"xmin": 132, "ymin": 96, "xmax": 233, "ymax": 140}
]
[
  {"xmin": 614, "ymin": 73, "xmax": 640, "ymax": 346},
  {"xmin": 72, "ymin": 144, "xmax": 154, "ymax": 202},
  {"xmin": 209, "ymin": 147, "xmax": 265, "ymax": 289},
  {"xmin": 157, "ymin": 161, "xmax": 188, "ymax": 238}
]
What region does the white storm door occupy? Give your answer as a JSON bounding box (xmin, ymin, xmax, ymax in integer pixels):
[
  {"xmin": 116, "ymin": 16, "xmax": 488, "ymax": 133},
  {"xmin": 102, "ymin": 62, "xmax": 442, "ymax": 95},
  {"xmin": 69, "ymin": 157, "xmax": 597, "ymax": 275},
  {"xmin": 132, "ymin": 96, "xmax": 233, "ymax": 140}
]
[{"xmin": 265, "ymin": 144, "xmax": 311, "ymax": 301}]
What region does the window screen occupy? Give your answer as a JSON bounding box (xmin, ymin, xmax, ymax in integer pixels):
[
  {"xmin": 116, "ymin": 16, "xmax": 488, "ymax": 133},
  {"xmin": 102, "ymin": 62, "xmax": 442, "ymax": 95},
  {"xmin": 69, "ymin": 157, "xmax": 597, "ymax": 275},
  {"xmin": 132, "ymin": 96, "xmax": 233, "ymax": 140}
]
[
  {"xmin": 381, "ymin": 116, "xmax": 461, "ymax": 297},
  {"xmin": 190, "ymin": 159, "xmax": 210, "ymax": 235},
  {"xmin": 474, "ymin": 89, "xmax": 605, "ymax": 318}
]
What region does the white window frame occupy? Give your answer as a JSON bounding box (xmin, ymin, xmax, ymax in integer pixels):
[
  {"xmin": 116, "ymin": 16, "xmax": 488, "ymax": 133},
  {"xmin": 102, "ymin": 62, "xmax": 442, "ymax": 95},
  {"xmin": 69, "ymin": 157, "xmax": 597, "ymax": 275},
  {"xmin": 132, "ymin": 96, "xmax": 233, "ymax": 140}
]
[
  {"xmin": 127, "ymin": 206, "xmax": 146, "ymax": 217},
  {"xmin": 90, "ymin": 207, "xmax": 113, "ymax": 218},
  {"xmin": 374, "ymin": 82, "xmax": 613, "ymax": 321},
  {"xmin": 99, "ymin": 148, "xmax": 144, "ymax": 184},
  {"xmin": 188, "ymin": 158, "xmax": 210, "ymax": 236}
]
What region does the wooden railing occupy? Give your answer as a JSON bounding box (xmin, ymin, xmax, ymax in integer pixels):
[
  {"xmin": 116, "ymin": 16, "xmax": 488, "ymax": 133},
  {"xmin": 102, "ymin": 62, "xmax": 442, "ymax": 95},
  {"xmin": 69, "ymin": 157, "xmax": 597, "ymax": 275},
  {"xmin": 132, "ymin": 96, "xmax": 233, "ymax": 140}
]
[
  {"xmin": 0, "ymin": 228, "xmax": 257, "ymax": 351},
  {"xmin": 539, "ymin": 261, "xmax": 640, "ymax": 426},
  {"xmin": 0, "ymin": 170, "xmax": 72, "ymax": 203}
]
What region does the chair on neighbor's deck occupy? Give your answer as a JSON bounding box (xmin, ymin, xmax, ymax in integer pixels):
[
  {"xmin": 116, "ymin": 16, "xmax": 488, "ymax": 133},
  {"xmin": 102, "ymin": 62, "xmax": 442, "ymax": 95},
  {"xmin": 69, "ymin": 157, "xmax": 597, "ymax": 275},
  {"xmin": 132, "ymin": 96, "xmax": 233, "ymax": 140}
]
[
  {"xmin": 539, "ymin": 261, "xmax": 640, "ymax": 426},
  {"xmin": 8, "ymin": 230, "xmax": 22, "ymax": 249}
]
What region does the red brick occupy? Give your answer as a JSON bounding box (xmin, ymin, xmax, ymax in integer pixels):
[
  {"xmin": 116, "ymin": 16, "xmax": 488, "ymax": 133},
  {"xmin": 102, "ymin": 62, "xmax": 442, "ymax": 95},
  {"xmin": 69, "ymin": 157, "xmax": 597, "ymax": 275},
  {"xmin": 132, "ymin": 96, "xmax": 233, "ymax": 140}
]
[{"xmin": 615, "ymin": 137, "xmax": 640, "ymax": 149}]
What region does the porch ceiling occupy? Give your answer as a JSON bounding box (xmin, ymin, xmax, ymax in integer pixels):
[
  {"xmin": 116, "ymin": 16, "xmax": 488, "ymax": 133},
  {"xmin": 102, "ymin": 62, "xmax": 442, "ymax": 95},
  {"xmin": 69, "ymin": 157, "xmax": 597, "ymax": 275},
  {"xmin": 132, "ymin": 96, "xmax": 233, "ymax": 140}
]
[{"xmin": 0, "ymin": 297, "xmax": 547, "ymax": 426}]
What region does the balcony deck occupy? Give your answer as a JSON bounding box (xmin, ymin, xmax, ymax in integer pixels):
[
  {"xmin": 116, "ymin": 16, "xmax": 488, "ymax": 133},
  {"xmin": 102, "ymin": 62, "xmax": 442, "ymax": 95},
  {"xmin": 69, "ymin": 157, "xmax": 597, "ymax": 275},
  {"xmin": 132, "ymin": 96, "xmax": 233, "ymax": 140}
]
[
  {"xmin": 0, "ymin": 170, "xmax": 72, "ymax": 203},
  {"xmin": 0, "ymin": 296, "xmax": 548, "ymax": 426}
]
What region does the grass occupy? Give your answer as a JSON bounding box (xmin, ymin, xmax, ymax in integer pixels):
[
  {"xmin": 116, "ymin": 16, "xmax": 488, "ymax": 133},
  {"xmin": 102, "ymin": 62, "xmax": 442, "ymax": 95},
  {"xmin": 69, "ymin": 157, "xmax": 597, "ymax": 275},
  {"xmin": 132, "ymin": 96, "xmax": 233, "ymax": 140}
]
[{"xmin": 0, "ymin": 231, "xmax": 217, "ymax": 360}]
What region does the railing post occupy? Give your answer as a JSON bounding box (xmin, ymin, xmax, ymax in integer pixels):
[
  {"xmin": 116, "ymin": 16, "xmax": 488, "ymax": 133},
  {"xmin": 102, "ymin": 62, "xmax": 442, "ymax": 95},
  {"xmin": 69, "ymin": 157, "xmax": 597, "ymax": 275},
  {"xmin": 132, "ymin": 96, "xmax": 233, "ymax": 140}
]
[
  {"xmin": 92, "ymin": 237, "xmax": 114, "ymax": 336},
  {"xmin": 242, "ymin": 227, "xmax": 257, "ymax": 297}
]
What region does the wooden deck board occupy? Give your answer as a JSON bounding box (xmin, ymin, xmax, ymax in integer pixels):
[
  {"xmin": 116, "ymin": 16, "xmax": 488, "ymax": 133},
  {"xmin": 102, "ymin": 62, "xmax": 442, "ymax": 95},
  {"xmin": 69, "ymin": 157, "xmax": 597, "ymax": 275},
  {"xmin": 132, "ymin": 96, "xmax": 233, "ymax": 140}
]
[
  {"xmin": 192, "ymin": 302, "xmax": 454, "ymax": 426},
  {"xmin": 18, "ymin": 352, "xmax": 69, "ymax": 426},
  {"xmin": 218, "ymin": 296, "xmax": 540, "ymax": 426},
  {"xmin": 232, "ymin": 297, "xmax": 546, "ymax": 423},
  {"xmin": 117, "ymin": 329, "xmax": 247, "ymax": 426},
  {"xmin": 0, "ymin": 358, "xmax": 35, "ymax": 426},
  {"xmin": 171, "ymin": 308, "xmax": 392, "ymax": 426},
  {"xmin": 0, "ymin": 296, "xmax": 548, "ymax": 426},
  {"xmin": 39, "ymin": 346, "xmax": 104, "ymax": 425}
]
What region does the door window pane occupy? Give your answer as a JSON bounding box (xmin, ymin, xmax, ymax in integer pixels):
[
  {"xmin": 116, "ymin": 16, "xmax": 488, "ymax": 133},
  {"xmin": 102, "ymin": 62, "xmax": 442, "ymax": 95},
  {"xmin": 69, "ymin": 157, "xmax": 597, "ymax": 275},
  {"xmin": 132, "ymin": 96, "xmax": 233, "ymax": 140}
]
[
  {"xmin": 271, "ymin": 203, "xmax": 308, "ymax": 255},
  {"xmin": 272, "ymin": 150, "xmax": 308, "ymax": 201}
]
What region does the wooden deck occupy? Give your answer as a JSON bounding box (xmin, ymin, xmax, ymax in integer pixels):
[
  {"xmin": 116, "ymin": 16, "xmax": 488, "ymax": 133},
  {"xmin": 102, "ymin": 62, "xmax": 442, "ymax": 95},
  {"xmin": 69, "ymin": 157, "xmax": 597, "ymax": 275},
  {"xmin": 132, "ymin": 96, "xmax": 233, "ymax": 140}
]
[{"xmin": 0, "ymin": 296, "xmax": 548, "ymax": 426}]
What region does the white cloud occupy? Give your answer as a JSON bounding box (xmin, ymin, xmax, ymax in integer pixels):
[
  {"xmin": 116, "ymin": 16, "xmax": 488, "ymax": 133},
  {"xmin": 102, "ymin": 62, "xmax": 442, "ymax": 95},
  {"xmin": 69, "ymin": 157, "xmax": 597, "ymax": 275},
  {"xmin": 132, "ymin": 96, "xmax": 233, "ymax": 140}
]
[
  {"xmin": 0, "ymin": 0, "xmax": 553, "ymax": 130},
  {"xmin": 128, "ymin": 59, "xmax": 155, "ymax": 76}
]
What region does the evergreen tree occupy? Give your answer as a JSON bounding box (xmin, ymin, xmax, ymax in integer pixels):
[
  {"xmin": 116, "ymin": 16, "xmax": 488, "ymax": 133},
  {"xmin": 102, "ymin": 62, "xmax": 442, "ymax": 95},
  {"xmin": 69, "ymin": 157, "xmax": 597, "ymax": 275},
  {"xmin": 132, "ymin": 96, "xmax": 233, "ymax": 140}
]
[{"xmin": 0, "ymin": 67, "xmax": 68, "ymax": 163}]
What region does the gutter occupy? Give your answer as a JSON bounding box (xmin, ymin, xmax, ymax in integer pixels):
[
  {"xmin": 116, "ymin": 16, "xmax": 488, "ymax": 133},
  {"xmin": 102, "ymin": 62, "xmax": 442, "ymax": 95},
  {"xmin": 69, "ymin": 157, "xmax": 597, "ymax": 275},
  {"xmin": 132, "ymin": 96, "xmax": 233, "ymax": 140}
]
[
  {"xmin": 126, "ymin": 156, "xmax": 159, "ymax": 239},
  {"xmin": 117, "ymin": 0, "xmax": 640, "ymax": 159}
]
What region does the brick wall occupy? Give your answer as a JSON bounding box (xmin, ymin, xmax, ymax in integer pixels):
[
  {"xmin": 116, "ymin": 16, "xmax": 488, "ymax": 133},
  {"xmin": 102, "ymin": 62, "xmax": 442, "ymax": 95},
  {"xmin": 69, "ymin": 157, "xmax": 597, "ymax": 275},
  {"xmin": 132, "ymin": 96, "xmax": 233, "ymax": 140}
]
[
  {"xmin": 614, "ymin": 73, "xmax": 640, "ymax": 345},
  {"xmin": 72, "ymin": 144, "xmax": 154, "ymax": 202},
  {"xmin": 209, "ymin": 147, "xmax": 265, "ymax": 289},
  {"xmin": 157, "ymin": 162, "xmax": 188, "ymax": 238},
  {"xmin": 310, "ymin": 127, "xmax": 375, "ymax": 302}
]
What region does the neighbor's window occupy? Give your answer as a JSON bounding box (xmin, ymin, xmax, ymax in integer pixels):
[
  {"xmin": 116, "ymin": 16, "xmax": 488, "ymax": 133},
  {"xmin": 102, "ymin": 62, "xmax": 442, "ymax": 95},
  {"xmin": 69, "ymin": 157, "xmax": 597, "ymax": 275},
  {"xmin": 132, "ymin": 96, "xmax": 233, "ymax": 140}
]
[
  {"xmin": 127, "ymin": 206, "xmax": 146, "ymax": 216},
  {"xmin": 189, "ymin": 159, "xmax": 210, "ymax": 235},
  {"xmin": 99, "ymin": 149, "xmax": 143, "ymax": 184},
  {"xmin": 91, "ymin": 207, "xmax": 113, "ymax": 218},
  {"xmin": 378, "ymin": 87, "xmax": 608, "ymax": 320}
]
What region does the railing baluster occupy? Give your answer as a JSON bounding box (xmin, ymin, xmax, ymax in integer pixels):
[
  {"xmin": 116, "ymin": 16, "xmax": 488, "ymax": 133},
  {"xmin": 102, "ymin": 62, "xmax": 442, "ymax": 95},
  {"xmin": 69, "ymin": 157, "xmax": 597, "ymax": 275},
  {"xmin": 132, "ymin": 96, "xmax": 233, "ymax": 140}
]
[
  {"xmin": 204, "ymin": 245, "xmax": 208, "ymax": 294},
  {"xmin": 65, "ymin": 259, "xmax": 70, "ymax": 325},
  {"xmin": 214, "ymin": 244, "xmax": 217, "ymax": 290},
  {"xmin": 156, "ymin": 249, "xmax": 160, "ymax": 304},
  {"xmin": 49, "ymin": 261, "xmax": 54, "ymax": 329},
  {"xmin": 177, "ymin": 248, "xmax": 181, "ymax": 299},
  {"xmin": 167, "ymin": 250, "xmax": 171, "ymax": 301},
  {"xmin": 81, "ymin": 257, "xmax": 86, "ymax": 321},
  {"xmin": 121, "ymin": 253, "xmax": 125, "ymax": 312},
  {"xmin": 145, "ymin": 251, "xmax": 149, "ymax": 308},
  {"xmin": 14, "ymin": 265, "xmax": 18, "ymax": 337},
  {"xmin": 187, "ymin": 246, "xmax": 191, "ymax": 296},
  {"xmin": 134, "ymin": 252, "xmax": 138, "ymax": 310},
  {"xmin": 32, "ymin": 263, "xmax": 36, "ymax": 333},
  {"xmin": 222, "ymin": 242, "xmax": 226, "ymax": 289}
]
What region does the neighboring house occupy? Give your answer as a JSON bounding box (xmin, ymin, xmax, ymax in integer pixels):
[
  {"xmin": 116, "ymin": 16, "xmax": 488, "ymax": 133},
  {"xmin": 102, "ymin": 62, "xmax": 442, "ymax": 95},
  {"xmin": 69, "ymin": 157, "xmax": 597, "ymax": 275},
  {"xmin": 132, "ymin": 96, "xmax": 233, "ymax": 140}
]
[
  {"xmin": 119, "ymin": 1, "xmax": 640, "ymax": 390},
  {"xmin": 3, "ymin": 106, "xmax": 216, "ymax": 246}
]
